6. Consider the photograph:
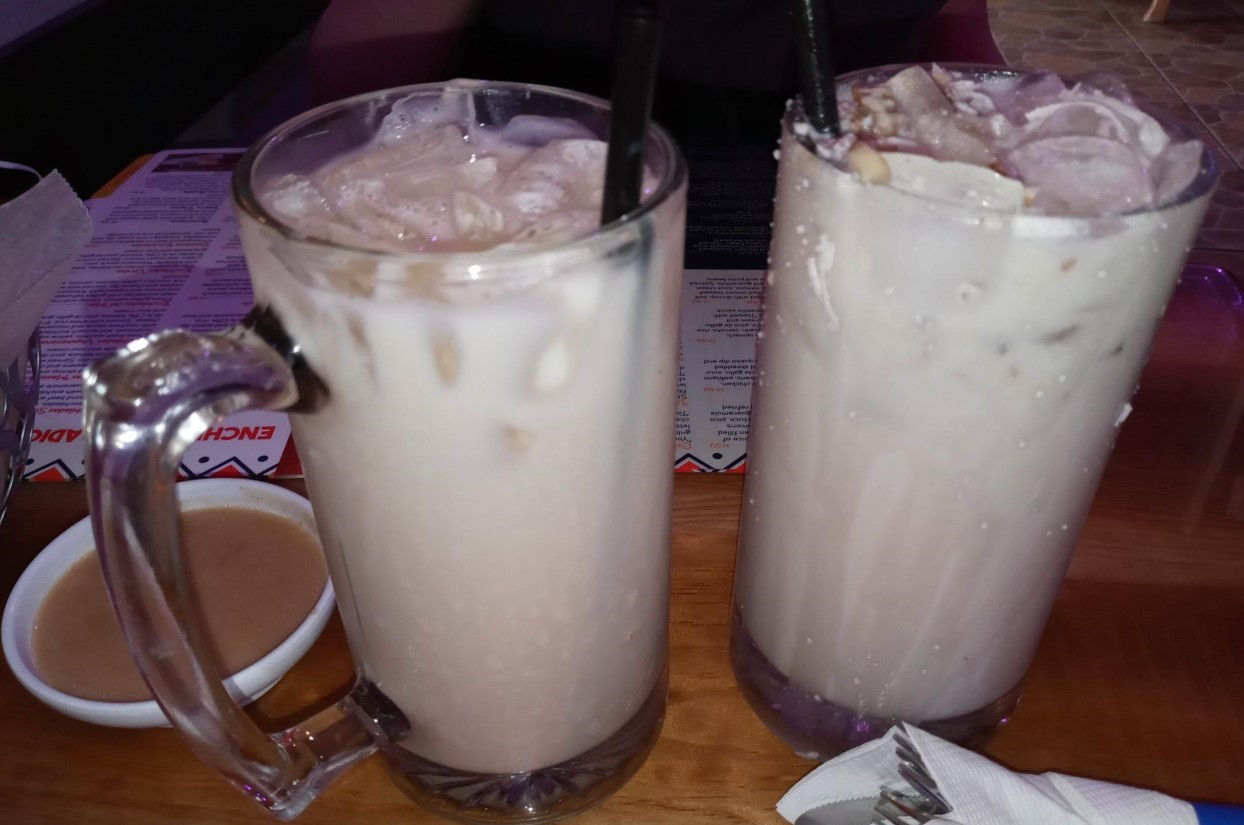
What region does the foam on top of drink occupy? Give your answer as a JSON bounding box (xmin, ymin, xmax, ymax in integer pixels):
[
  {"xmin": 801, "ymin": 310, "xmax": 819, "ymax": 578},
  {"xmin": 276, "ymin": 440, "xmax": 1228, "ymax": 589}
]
[
  {"xmin": 259, "ymin": 88, "xmax": 655, "ymax": 254},
  {"xmin": 801, "ymin": 65, "xmax": 1204, "ymax": 217}
]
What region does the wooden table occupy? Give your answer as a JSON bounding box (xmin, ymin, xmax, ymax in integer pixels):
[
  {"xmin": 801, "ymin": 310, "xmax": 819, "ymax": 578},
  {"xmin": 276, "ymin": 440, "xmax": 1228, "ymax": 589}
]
[{"xmin": 3, "ymin": 265, "xmax": 1243, "ymax": 822}]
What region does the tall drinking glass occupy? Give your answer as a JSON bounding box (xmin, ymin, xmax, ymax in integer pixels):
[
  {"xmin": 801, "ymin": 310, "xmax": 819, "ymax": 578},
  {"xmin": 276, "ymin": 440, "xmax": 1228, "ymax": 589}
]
[
  {"xmin": 730, "ymin": 65, "xmax": 1217, "ymax": 759},
  {"xmin": 83, "ymin": 81, "xmax": 687, "ymax": 822}
]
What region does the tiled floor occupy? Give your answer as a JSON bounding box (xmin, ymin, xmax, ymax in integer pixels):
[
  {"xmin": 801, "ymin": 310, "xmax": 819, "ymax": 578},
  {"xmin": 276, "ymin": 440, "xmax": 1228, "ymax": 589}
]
[{"xmin": 988, "ymin": 0, "xmax": 1244, "ymax": 251}]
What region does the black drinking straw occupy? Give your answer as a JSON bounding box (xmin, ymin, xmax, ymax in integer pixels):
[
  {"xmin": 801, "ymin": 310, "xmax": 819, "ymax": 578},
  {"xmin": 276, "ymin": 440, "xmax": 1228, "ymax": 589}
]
[
  {"xmin": 601, "ymin": 0, "xmax": 666, "ymax": 225},
  {"xmin": 793, "ymin": 0, "xmax": 841, "ymax": 136}
]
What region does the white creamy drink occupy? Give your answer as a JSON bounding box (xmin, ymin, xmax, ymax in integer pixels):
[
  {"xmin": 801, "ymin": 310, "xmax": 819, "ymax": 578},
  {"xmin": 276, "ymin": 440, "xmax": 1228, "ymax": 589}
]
[
  {"xmin": 732, "ymin": 66, "xmax": 1214, "ymax": 755},
  {"xmin": 241, "ymin": 87, "xmax": 685, "ymax": 776}
]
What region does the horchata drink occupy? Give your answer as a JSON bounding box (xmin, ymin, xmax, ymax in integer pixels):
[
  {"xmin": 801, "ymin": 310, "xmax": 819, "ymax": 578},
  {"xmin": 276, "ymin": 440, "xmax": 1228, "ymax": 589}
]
[
  {"xmin": 239, "ymin": 82, "xmax": 686, "ymax": 818},
  {"xmin": 730, "ymin": 65, "xmax": 1216, "ymax": 759}
]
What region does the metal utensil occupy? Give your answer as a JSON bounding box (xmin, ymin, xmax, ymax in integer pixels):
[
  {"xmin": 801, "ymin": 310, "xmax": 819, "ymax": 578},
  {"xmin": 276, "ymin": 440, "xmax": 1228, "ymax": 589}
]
[
  {"xmin": 881, "ymin": 727, "xmax": 1244, "ymax": 825},
  {"xmin": 796, "ymin": 728, "xmax": 952, "ymax": 825},
  {"xmin": 795, "ymin": 797, "xmax": 886, "ymax": 825},
  {"xmin": 893, "ymin": 729, "xmax": 952, "ymax": 816},
  {"xmin": 875, "ymin": 788, "xmax": 933, "ymax": 824}
]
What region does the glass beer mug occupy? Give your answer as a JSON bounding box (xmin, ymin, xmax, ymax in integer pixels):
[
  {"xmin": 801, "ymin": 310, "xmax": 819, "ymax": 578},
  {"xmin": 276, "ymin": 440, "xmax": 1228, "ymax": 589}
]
[{"xmin": 83, "ymin": 81, "xmax": 687, "ymax": 823}]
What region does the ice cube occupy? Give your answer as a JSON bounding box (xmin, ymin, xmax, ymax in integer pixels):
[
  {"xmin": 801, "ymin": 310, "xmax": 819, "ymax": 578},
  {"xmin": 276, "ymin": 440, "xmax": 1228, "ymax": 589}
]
[
  {"xmin": 1019, "ymin": 100, "xmax": 1134, "ymax": 144},
  {"xmin": 986, "ymin": 72, "xmax": 1067, "ymax": 122},
  {"xmin": 882, "ymin": 152, "xmax": 1025, "ymax": 211},
  {"xmin": 505, "ymin": 210, "xmax": 598, "ymax": 247},
  {"xmin": 502, "ymin": 141, "xmax": 605, "ymax": 216},
  {"xmin": 333, "ymin": 179, "xmax": 458, "ymax": 246},
  {"xmin": 913, "ymin": 113, "xmax": 996, "ymax": 166},
  {"xmin": 380, "ymin": 156, "xmax": 500, "ymax": 201},
  {"xmin": 315, "ymin": 126, "xmax": 473, "ymax": 196},
  {"xmin": 554, "ymin": 139, "xmax": 608, "ymax": 173},
  {"xmin": 886, "ymin": 66, "xmax": 955, "ymax": 119},
  {"xmin": 931, "ymin": 64, "xmax": 999, "ymax": 116},
  {"xmin": 1001, "ymin": 135, "xmax": 1154, "ymax": 216},
  {"xmin": 506, "ymin": 180, "xmax": 567, "ymax": 216},
  {"xmin": 326, "ymin": 179, "xmax": 413, "ymax": 241},
  {"xmin": 378, "ymin": 86, "xmax": 478, "ymax": 146},
  {"xmin": 499, "ymin": 115, "xmax": 598, "ymax": 146},
  {"xmin": 394, "ymin": 195, "xmax": 458, "ymax": 243},
  {"xmin": 459, "ymin": 156, "xmax": 500, "ymax": 188},
  {"xmin": 1150, "ymin": 139, "xmax": 1204, "ymax": 205},
  {"xmin": 1015, "ymin": 87, "xmax": 1169, "ymax": 163},
  {"xmin": 1089, "ymin": 95, "xmax": 1169, "ymax": 160},
  {"xmin": 532, "ymin": 335, "xmax": 572, "ymax": 393},
  {"xmin": 1073, "ymin": 72, "xmax": 1136, "ymax": 108},
  {"xmin": 930, "ymin": 64, "xmax": 956, "ymax": 95},
  {"xmin": 263, "ymin": 174, "xmax": 331, "ymax": 221},
  {"xmin": 432, "ymin": 332, "xmax": 461, "ymax": 386},
  {"xmin": 452, "ymin": 192, "xmax": 505, "ymax": 239}
]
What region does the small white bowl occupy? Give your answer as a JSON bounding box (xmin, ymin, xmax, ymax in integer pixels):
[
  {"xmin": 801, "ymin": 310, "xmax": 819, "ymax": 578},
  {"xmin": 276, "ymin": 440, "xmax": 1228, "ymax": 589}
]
[{"xmin": 2, "ymin": 478, "xmax": 335, "ymax": 728}]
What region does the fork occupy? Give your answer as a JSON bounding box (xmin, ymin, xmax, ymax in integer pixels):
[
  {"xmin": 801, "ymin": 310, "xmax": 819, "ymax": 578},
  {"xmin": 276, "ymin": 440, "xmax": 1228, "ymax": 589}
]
[
  {"xmin": 878, "ymin": 727, "xmax": 1244, "ymax": 825},
  {"xmin": 872, "ymin": 729, "xmax": 953, "ymax": 824},
  {"xmin": 874, "ymin": 788, "xmax": 933, "ymax": 824}
]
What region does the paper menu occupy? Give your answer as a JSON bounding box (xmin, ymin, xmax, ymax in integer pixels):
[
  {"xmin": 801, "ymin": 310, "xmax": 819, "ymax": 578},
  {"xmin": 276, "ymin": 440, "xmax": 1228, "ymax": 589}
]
[
  {"xmin": 26, "ymin": 150, "xmax": 290, "ymax": 481},
  {"xmin": 25, "ymin": 148, "xmax": 768, "ymax": 480},
  {"xmin": 676, "ymin": 269, "xmax": 764, "ymax": 471}
]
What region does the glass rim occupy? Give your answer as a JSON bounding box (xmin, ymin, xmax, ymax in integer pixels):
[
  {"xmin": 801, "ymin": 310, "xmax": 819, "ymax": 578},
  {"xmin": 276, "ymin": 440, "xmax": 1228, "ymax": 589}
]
[
  {"xmin": 787, "ymin": 62, "xmax": 1219, "ymax": 221},
  {"xmin": 231, "ymin": 79, "xmax": 688, "ymax": 267}
]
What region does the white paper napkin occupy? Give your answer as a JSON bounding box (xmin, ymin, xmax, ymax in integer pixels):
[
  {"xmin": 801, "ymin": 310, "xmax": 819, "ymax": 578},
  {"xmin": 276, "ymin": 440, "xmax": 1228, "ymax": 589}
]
[
  {"xmin": 778, "ymin": 725, "xmax": 1197, "ymax": 825},
  {"xmin": 0, "ymin": 170, "xmax": 93, "ymax": 366}
]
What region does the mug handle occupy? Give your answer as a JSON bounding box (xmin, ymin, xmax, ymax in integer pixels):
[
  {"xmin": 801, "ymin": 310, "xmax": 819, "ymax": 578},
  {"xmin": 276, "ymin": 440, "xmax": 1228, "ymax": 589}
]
[{"xmin": 83, "ymin": 306, "xmax": 404, "ymax": 819}]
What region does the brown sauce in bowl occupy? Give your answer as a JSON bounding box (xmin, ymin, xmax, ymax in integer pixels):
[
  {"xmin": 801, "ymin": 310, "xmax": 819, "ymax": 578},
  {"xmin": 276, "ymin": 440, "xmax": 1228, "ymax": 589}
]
[{"xmin": 32, "ymin": 506, "xmax": 328, "ymax": 703}]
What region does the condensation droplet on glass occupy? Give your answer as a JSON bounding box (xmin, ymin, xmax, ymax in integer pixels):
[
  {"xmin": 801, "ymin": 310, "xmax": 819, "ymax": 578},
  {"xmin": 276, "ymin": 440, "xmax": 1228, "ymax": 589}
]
[
  {"xmin": 1061, "ymin": 523, "xmax": 1069, "ymax": 531},
  {"xmin": 1058, "ymin": 374, "xmax": 1067, "ymax": 383},
  {"xmin": 980, "ymin": 521, "xmax": 989, "ymax": 530},
  {"xmin": 1035, "ymin": 389, "xmax": 1045, "ymax": 399},
  {"xmin": 1017, "ymin": 439, "xmax": 1027, "ymax": 450},
  {"xmin": 848, "ymin": 409, "xmax": 858, "ymax": 418}
]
